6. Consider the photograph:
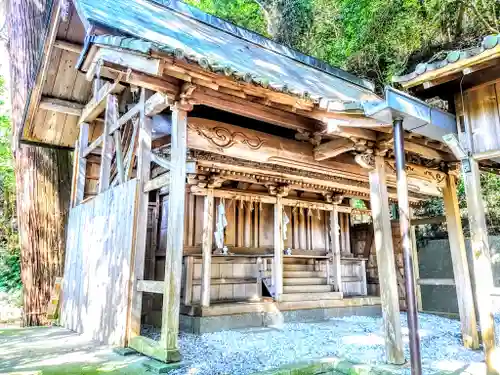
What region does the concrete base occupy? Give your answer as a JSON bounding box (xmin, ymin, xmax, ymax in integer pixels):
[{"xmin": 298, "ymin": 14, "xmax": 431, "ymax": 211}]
[
  {"xmin": 143, "ymin": 359, "xmax": 183, "ymax": 374},
  {"xmin": 180, "ymin": 305, "xmax": 382, "ymax": 334}
]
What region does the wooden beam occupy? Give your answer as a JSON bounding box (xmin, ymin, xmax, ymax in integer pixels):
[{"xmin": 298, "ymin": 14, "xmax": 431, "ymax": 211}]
[
  {"xmin": 191, "ymin": 85, "xmax": 318, "ymax": 133},
  {"xmin": 70, "ymin": 123, "xmax": 89, "ymax": 207},
  {"xmin": 187, "ymin": 117, "xmax": 368, "ymax": 181},
  {"xmin": 443, "ymin": 174, "xmax": 479, "ymax": 349},
  {"xmin": 144, "ymin": 173, "xmax": 170, "ymax": 193},
  {"xmin": 152, "ymin": 134, "xmax": 171, "ymax": 149},
  {"xmin": 79, "ymin": 81, "xmax": 123, "ymax": 124},
  {"xmin": 273, "ymin": 196, "xmax": 284, "ymax": 300},
  {"xmin": 417, "ymin": 278, "xmax": 455, "ymax": 286},
  {"xmin": 39, "ymin": 96, "xmax": 84, "ymax": 116},
  {"xmin": 313, "ymin": 138, "xmax": 355, "ymax": 161},
  {"xmin": 137, "ymin": 280, "xmax": 164, "ymax": 294},
  {"xmin": 191, "ymin": 187, "xmax": 277, "ymax": 204},
  {"xmin": 151, "ymin": 153, "xmax": 172, "ymax": 170},
  {"xmin": 330, "ymin": 206, "xmax": 342, "ymax": 292},
  {"xmin": 369, "ymin": 155, "xmax": 405, "ymax": 365},
  {"xmin": 145, "ymin": 92, "xmax": 172, "ymax": 116},
  {"xmin": 201, "ymin": 189, "xmax": 214, "ymax": 307},
  {"xmin": 410, "ymin": 216, "xmax": 446, "ymax": 226},
  {"xmin": 323, "ymin": 119, "xmax": 378, "ymax": 141},
  {"xmin": 53, "ymin": 39, "xmax": 83, "ymax": 54},
  {"xmin": 88, "ymin": 47, "xmax": 162, "ymax": 79},
  {"xmin": 377, "ymin": 135, "xmax": 452, "ymax": 161},
  {"xmin": 128, "ymin": 89, "xmax": 152, "ymax": 342},
  {"xmin": 96, "ymin": 61, "xmax": 180, "ymax": 99},
  {"xmin": 160, "ymin": 103, "xmax": 188, "ymax": 363},
  {"xmin": 462, "ymin": 157, "xmax": 498, "ymax": 373}
]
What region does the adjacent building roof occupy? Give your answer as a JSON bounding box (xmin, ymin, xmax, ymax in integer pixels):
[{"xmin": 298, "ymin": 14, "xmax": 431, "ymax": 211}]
[
  {"xmin": 393, "ymin": 34, "xmax": 500, "ymax": 88},
  {"xmin": 74, "ymin": 0, "xmax": 379, "ymax": 104}
]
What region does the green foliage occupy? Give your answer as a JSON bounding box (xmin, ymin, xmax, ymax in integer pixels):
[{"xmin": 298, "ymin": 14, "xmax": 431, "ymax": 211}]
[
  {"xmin": 183, "ymin": 0, "xmax": 500, "ymax": 88},
  {"xmin": 0, "ymin": 76, "xmax": 20, "ymax": 292},
  {"xmin": 184, "ymin": 0, "xmax": 268, "ymax": 36}
]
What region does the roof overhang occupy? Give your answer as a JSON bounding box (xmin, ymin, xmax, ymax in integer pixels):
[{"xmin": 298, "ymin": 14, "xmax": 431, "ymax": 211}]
[{"xmin": 362, "ymin": 87, "xmax": 457, "ymax": 143}]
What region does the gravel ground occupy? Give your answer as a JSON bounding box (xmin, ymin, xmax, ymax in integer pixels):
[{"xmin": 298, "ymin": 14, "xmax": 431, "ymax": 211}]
[{"xmin": 142, "ymin": 313, "xmax": 500, "ymax": 375}]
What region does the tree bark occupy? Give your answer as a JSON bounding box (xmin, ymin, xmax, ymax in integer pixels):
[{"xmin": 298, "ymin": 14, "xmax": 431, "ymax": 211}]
[{"xmin": 7, "ymin": 0, "xmax": 72, "ymax": 326}]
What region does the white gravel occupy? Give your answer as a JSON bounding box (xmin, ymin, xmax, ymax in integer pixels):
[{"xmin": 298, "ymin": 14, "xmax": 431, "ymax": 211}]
[{"xmin": 142, "ymin": 313, "xmax": 499, "ymax": 375}]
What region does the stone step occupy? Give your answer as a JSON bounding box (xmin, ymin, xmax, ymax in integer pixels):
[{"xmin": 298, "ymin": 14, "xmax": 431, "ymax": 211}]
[
  {"xmin": 279, "ymin": 291, "xmax": 343, "ymax": 302},
  {"xmin": 283, "ymin": 277, "xmax": 327, "ymax": 285},
  {"xmin": 283, "ymin": 284, "xmax": 332, "ymax": 293},
  {"xmin": 283, "ymin": 271, "xmax": 325, "ymax": 278},
  {"xmin": 282, "ymin": 264, "xmax": 315, "ymax": 271}
]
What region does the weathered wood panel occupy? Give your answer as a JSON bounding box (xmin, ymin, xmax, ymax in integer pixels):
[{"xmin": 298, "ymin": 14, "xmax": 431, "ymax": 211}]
[
  {"xmin": 460, "ymin": 83, "xmax": 500, "ymax": 155},
  {"xmin": 61, "ymin": 179, "xmax": 138, "ymax": 346},
  {"xmin": 178, "ymin": 193, "xmax": 331, "ymax": 252}
]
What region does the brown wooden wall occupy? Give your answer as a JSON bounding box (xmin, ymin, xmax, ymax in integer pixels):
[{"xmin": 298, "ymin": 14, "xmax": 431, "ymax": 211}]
[
  {"xmin": 456, "ymin": 81, "xmax": 500, "ymax": 154},
  {"xmin": 178, "ymin": 192, "xmax": 330, "ymax": 252},
  {"xmin": 352, "ymin": 222, "xmax": 406, "ymax": 307}
]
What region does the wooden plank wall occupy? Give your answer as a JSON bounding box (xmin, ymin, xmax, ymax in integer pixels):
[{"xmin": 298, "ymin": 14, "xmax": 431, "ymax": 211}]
[
  {"xmin": 352, "ymin": 223, "xmax": 406, "ymax": 307},
  {"xmin": 60, "ymin": 179, "xmax": 138, "ymax": 346},
  {"xmin": 178, "ymin": 192, "xmax": 329, "ymax": 251},
  {"xmin": 456, "ymin": 82, "xmax": 500, "ymax": 154}
]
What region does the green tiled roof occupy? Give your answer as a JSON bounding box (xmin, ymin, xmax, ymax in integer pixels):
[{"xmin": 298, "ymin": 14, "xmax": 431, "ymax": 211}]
[
  {"xmin": 393, "ymin": 34, "xmax": 500, "ymax": 84},
  {"xmin": 75, "ymin": 0, "xmax": 380, "ymax": 105}
]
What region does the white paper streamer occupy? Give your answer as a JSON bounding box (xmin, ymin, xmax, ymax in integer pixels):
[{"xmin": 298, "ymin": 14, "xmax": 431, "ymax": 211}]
[{"xmin": 214, "ymin": 200, "xmax": 227, "ymax": 249}]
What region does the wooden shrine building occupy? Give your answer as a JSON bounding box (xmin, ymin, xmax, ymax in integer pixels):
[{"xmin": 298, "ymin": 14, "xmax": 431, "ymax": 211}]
[
  {"xmin": 20, "ymin": 0, "xmax": 497, "ymax": 370},
  {"xmin": 394, "ymin": 35, "xmax": 500, "ymax": 373}
]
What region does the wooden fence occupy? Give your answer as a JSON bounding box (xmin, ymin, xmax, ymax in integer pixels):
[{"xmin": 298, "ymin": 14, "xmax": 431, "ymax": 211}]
[{"xmin": 60, "ymin": 179, "xmax": 138, "ymax": 346}]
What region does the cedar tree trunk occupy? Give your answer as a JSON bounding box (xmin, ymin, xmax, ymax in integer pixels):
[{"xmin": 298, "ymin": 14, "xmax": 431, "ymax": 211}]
[{"xmin": 7, "ymin": 0, "xmax": 72, "ymax": 326}]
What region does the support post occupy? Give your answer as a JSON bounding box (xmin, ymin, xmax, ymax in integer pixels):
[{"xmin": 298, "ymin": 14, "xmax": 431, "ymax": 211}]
[
  {"xmin": 71, "ymin": 122, "xmax": 89, "ymax": 207},
  {"xmin": 442, "ymin": 174, "xmax": 479, "ymax": 349},
  {"xmin": 273, "ymin": 196, "xmax": 284, "ymax": 300},
  {"xmin": 128, "ymin": 89, "xmax": 151, "ymax": 341},
  {"xmin": 330, "ymin": 206, "xmax": 342, "ymax": 293},
  {"xmin": 409, "ymin": 208, "xmax": 422, "ymax": 311},
  {"xmin": 393, "ymin": 119, "xmax": 421, "ymax": 374},
  {"xmin": 98, "ymin": 94, "xmax": 117, "ymax": 193},
  {"xmin": 160, "ymin": 103, "xmax": 188, "ymax": 362},
  {"xmin": 462, "ymin": 157, "xmax": 498, "ymax": 374},
  {"xmin": 201, "ymin": 189, "xmax": 214, "ymax": 307},
  {"xmin": 114, "ymin": 129, "xmax": 125, "ymax": 184},
  {"xmin": 369, "ymin": 154, "xmax": 405, "ymax": 365}
]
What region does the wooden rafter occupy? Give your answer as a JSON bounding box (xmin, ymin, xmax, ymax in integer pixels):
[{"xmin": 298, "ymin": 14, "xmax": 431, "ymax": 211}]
[
  {"xmin": 79, "ymin": 80, "xmax": 124, "ymax": 124},
  {"xmin": 314, "ymin": 138, "xmax": 355, "ymax": 161},
  {"xmin": 39, "ymin": 96, "xmax": 84, "ymax": 116}
]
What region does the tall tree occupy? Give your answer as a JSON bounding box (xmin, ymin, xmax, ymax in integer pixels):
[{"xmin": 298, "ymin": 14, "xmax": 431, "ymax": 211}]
[{"xmin": 7, "ymin": 0, "xmax": 72, "ymax": 326}]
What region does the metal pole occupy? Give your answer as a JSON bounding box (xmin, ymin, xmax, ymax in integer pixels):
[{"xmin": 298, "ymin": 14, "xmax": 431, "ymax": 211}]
[{"xmin": 393, "ymin": 118, "xmax": 422, "ymax": 375}]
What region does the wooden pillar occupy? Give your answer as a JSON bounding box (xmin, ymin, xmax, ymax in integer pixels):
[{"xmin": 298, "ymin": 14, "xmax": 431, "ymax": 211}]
[
  {"xmin": 462, "ymin": 157, "xmax": 498, "ymax": 373},
  {"xmin": 442, "ymin": 174, "xmax": 479, "ymax": 349},
  {"xmin": 160, "ymin": 103, "xmax": 188, "ymax": 362},
  {"xmin": 369, "ymin": 155, "xmax": 405, "ymax": 365},
  {"xmin": 98, "ymin": 94, "xmax": 117, "ymax": 193},
  {"xmin": 273, "ymin": 196, "xmax": 284, "ymax": 300},
  {"xmin": 201, "ymin": 189, "xmax": 214, "ymax": 307},
  {"xmin": 409, "ymin": 208, "xmax": 422, "ymax": 311},
  {"xmin": 128, "ymin": 89, "xmax": 151, "ymax": 341},
  {"xmin": 345, "ymin": 213, "xmax": 351, "ymax": 255},
  {"xmin": 71, "ymin": 122, "xmax": 89, "ymax": 207},
  {"xmin": 329, "ymin": 206, "xmax": 342, "ymax": 292}
]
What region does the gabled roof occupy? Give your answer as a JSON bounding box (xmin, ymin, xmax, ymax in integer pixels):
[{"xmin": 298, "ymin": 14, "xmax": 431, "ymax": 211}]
[
  {"xmin": 393, "ymin": 34, "xmax": 500, "ymax": 88},
  {"xmin": 74, "ymin": 0, "xmax": 379, "ymax": 104}
]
